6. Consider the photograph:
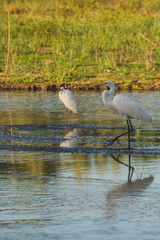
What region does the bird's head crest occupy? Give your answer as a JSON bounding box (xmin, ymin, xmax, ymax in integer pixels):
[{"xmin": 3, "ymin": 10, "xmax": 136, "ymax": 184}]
[{"xmin": 60, "ymin": 83, "xmax": 65, "ymax": 90}]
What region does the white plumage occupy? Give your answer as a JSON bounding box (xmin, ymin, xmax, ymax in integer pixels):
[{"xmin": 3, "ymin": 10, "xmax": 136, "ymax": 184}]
[
  {"xmin": 59, "ymin": 85, "xmax": 77, "ymax": 113},
  {"xmin": 102, "ymin": 81, "xmax": 152, "ymax": 123}
]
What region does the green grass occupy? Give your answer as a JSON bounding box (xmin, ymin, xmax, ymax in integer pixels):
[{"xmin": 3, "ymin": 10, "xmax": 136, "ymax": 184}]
[{"xmin": 0, "ymin": 0, "xmax": 160, "ymax": 89}]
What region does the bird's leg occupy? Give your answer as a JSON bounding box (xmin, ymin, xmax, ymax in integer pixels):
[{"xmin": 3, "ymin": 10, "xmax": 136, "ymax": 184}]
[
  {"xmin": 127, "ymin": 119, "xmax": 131, "ymax": 149},
  {"xmin": 108, "ymin": 129, "xmax": 131, "ymax": 146},
  {"xmin": 108, "ymin": 119, "xmax": 134, "ymax": 147},
  {"xmin": 127, "ymin": 119, "xmax": 135, "ymax": 149},
  {"xmin": 128, "ymin": 119, "xmax": 134, "ymax": 132}
]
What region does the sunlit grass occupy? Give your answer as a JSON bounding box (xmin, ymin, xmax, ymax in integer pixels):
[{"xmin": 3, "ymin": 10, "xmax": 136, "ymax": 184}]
[{"xmin": 0, "ymin": 0, "xmax": 160, "ymax": 88}]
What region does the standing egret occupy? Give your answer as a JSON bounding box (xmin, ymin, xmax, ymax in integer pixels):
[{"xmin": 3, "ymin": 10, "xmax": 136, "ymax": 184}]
[
  {"xmin": 101, "ymin": 81, "xmax": 152, "ymax": 148},
  {"xmin": 59, "ymin": 84, "xmax": 77, "ymax": 114}
]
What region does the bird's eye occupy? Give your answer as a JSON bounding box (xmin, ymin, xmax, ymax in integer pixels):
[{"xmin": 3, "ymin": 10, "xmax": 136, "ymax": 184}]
[{"xmin": 107, "ymin": 86, "xmax": 110, "ymax": 90}]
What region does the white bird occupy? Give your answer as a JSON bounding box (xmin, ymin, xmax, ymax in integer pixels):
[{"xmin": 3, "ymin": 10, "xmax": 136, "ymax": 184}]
[
  {"xmin": 102, "ymin": 81, "xmax": 152, "ymax": 148},
  {"xmin": 59, "ymin": 84, "xmax": 77, "ymax": 113}
]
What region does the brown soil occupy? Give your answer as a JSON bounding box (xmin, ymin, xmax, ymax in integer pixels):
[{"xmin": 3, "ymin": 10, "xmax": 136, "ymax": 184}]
[{"xmin": 0, "ymin": 78, "xmax": 160, "ymax": 91}]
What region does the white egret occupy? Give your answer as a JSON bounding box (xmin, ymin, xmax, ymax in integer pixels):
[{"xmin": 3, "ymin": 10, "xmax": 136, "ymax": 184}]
[
  {"xmin": 102, "ymin": 81, "xmax": 152, "ymax": 148},
  {"xmin": 59, "ymin": 84, "xmax": 77, "ymax": 114}
]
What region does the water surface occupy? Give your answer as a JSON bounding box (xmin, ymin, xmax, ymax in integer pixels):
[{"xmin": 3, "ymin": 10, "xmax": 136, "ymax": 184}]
[{"xmin": 0, "ymin": 90, "xmax": 160, "ymax": 240}]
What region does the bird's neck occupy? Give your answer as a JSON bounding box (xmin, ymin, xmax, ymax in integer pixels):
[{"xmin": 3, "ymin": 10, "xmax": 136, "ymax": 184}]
[
  {"xmin": 102, "ymin": 90, "xmax": 112, "ymax": 107},
  {"xmin": 108, "ymin": 84, "xmax": 115, "ymax": 95}
]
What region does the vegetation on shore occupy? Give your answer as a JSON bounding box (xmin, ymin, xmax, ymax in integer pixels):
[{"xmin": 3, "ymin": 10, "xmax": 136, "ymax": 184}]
[{"xmin": 0, "ymin": 0, "xmax": 160, "ymax": 90}]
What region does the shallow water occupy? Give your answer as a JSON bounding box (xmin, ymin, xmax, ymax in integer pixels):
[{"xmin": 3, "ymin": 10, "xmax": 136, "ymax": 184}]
[{"xmin": 0, "ymin": 90, "xmax": 160, "ymax": 240}]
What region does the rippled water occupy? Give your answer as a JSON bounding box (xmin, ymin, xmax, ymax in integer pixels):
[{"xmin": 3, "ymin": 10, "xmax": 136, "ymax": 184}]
[{"xmin": 0, "ymin": 90, "xmax": 160, "ymax": 240}]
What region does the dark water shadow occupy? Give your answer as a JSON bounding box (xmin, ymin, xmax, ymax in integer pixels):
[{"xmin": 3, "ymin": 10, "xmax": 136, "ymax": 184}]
[{"xmin": 0, "ymin": 124, "xmax": 159, "ymax": 155}]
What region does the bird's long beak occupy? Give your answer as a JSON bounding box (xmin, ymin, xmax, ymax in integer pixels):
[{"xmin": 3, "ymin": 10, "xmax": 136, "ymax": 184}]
[
  {"xmin": 100, "ymin": 83, "xmax": 110, "ymax": 91},
  {"xmin": 100, "ymin": 83, "xmax": 107, "ymax": 87}
]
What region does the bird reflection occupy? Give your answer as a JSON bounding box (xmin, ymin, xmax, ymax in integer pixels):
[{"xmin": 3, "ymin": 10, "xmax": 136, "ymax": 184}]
[
  {"xmin": 108, "ymin": 153, "xmax": 154, "ymax": 198},
  {"xmin": 107, "ymin": 175, "xmax": 154, "ymax": 201},
  {"xmin": 60, "ymin": 129, "xmax": 77, "ymax": 148},
  {"xmin": 106, "ymin": 154, "xmax": 154, "ymax": 219},
  {"xmin": 109, "ymin": 153, "xmax": 134, "ymax": 181}
]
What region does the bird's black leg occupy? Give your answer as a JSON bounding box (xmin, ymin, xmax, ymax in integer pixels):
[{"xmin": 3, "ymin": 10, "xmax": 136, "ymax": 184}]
[
  {"xmin": 128, "ymin": 119, "xmax": 134, "ymax": 131},
  {"xmin": 127, "ymin": 119, "xmax": 135, "ymax": 149},
  {"xmin": 108, "ymin": 119, "xmax": 134, "ymax": 147},
  {"xmin": 127, "ymin": 119, "xmax": 131, "ymax": 149},
  {"xmin": 108, "ymin": 130, "xmax": 129, "ymax": 146}
]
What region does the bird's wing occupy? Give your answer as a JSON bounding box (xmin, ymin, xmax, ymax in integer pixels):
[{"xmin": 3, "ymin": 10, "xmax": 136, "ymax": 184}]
[
  {"xmin": 61, "ymin": 89, "xmax": 77, "ymax": 113},
  {"xmin": 112, "ymin": 94, "xmax": 152, "ymax": 123}
]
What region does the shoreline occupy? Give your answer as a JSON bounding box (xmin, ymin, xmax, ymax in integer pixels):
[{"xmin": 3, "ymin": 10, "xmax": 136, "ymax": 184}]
[{"xmin": 0, "ymin": 80, "xmax": 159, "ymax": 91}]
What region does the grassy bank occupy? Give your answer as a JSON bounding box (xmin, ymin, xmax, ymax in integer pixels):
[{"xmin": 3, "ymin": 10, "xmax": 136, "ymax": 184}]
[{"xmin": 0, "ymin": 0, "xmax": 160, "ymax": 90}]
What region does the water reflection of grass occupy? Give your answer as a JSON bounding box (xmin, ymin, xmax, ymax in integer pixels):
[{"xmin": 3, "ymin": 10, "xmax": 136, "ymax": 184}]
[
  {"xmin": 0, "ymin": 0, "xmax": 160, "ymax": 88},
  {"xmin": 0, "ymin": 152, "xmax": 60, "ymax": 182},
  {"xmin": 0, "ymin": 148, "xmax": 155, "ymax": 182}
]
